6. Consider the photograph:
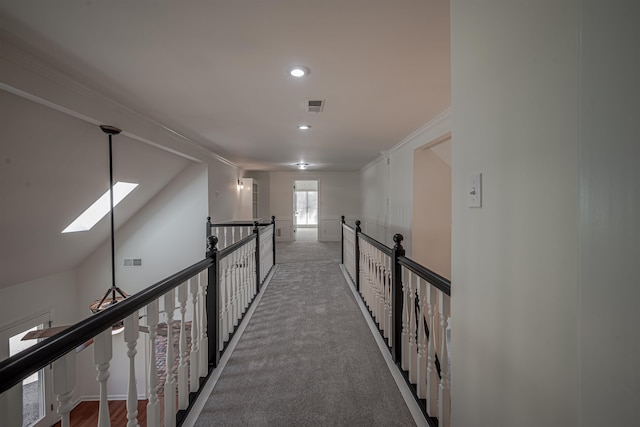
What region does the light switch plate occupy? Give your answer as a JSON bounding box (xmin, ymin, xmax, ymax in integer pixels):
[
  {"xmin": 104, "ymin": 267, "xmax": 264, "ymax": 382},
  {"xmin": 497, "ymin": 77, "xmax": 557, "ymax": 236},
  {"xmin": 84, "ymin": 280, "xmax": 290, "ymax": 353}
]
[{"xmin": 468, "ymin": 173, "xmax": 482, "ymax": 208}]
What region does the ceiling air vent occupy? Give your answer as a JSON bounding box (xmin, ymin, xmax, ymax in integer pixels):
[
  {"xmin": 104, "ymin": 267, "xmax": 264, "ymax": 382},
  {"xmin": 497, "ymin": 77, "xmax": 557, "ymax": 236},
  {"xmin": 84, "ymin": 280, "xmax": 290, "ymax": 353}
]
[{"xmin": 307, "ymin": 100, "xmax": 325, "ymax": 113}]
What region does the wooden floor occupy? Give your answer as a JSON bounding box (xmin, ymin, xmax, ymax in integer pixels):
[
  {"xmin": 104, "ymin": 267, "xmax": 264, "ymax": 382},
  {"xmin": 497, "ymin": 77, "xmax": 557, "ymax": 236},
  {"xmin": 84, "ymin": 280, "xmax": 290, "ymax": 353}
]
[{"xmin": 52, "ymin": 397, "xmax": 171, "ymax": 426}]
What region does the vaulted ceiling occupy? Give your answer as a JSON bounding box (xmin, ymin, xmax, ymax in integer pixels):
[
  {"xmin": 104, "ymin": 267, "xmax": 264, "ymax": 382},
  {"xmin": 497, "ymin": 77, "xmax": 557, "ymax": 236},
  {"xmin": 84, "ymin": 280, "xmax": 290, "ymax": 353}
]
[
  {"xmin": 0, "ymin": 1, "xmax": 450, "ymax": 289},
  {"xmin": 0, "ymin": 0, "xmax": 450, "ymax": 171}
]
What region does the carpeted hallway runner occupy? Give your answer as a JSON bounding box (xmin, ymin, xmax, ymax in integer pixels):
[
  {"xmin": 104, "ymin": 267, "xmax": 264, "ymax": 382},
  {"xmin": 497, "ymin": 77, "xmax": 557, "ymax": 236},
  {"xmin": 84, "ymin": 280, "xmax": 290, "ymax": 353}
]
[{"xmin": 194, "ymin": 241, "xmax": 416, "ymax": 426}]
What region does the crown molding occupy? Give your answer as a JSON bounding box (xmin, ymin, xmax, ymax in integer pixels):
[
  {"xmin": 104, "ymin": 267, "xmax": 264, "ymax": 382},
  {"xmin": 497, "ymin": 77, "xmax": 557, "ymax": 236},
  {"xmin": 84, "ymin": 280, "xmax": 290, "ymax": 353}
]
[{"xmin": 361, "ymin": 108, "xmax": 451, "ymax": 172}]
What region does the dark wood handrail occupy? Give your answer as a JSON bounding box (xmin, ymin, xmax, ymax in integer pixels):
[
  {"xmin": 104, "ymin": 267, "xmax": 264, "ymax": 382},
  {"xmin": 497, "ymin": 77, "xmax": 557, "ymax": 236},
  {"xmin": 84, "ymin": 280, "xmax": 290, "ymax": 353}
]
[
  {"xmin": 218, "ymin": 232, "xmax": 256, "ymax": 258},
  {"xmin": 398, "ymin": 255, "xmax": 451, "ymax": 296},
  {"xmin": 0, "ymin": 257, "xmax": 212, "ymax": 395},
  {"xmin": 358, "ymin": 232, "xmax": 393, "ymax": 257}
]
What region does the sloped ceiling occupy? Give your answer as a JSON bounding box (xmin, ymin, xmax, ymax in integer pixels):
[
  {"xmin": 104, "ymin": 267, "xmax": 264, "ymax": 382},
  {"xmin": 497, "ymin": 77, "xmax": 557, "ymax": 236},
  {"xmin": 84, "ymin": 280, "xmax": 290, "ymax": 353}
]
[
  {"xmin": 0, "ymin": 90, "xmax": 190, "ymax": 288},
  {"xmin": 0, "ymin": 1, "xmax": 451, "ymax": 288},
  {"xmin": 0, "ymin": 0, "xmax": 450, "ymax": 171}
]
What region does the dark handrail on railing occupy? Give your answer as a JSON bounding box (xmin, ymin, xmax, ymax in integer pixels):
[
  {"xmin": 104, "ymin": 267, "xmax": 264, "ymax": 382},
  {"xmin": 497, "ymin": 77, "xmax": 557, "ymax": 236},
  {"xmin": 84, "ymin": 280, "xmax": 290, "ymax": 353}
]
[
  {"xmin": 341, "ymin": 216, "xmax": 451, "ymax": 427},
  {"xmin": 358, "ymin": 229, "xmax": 393, "ymax": 256},
  {"xmin": 398, "ymin": 256, "xmax": 451, "ymax": 297},
  {"xmin": 1, "ymin": 216, "xmax": 277, "ymax": 426},
  {"xmin": 207, "ymin": 215, "xmax": 276, "ymax": 266},
  {"xmin": 0, "ymin": 257, "xmax": 212, "ymax": 395}
]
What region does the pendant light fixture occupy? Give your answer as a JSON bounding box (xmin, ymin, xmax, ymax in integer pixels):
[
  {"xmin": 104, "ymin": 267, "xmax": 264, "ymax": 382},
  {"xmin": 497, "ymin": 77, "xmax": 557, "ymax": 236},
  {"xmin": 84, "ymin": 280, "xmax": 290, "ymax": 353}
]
[{"xmin": 89, "ymin": 125, "xmax": 129, "ymax": 318}]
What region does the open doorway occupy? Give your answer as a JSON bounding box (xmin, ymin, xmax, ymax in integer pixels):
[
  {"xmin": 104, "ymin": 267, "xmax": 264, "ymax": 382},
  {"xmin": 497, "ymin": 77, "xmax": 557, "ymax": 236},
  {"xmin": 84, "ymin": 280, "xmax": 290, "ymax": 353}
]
[
  {"xmin": 412, "ymin": 134, "xmax": 451, "ymax": 279},
  {"xmin": 293, "ymin": 180, "xmax": 318, "ymax": 241}
]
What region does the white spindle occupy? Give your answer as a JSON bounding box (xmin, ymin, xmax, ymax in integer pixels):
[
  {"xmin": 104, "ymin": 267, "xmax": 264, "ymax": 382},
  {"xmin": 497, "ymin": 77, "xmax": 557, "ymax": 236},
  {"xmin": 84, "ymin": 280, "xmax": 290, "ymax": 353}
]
[
  {"xmin": 377, "ymin": 253, "xmax": 384, "ymax": 329},
  {"xmin": 385, "ymin": 258, "xmax": 392, "ymax": 342},
  {"xmin": 438, "ymin": 294, "xmax": 451, "ymax": 427},
  {"xmin": 190, "ymin": 278, "xmax": 200, "ymax": 393},
  {"xmin": 230, "ymin": 257, "xmax": 238, "ymax": 328},
  {"xmin": 124, "ymin": 311, "xmax": 140, "ymax": 427},
  {"xmin": 416, "ymin": 279, "xmax": 427, "ymax": 399},
  {"xmin": 401, "ymin": 267, "xmax": 410, "ymax": 371},
  {"xmin": 94, "ymin": 329, "xmax": 113, "ymax": 427},
  {"xmin": 219, "ymin": 259, "xmax": 228, "ymax": 347},
  {"xmin": 164, "ymin": 289, "xmax": 176, "ymax": 427},
  {"xmin": 199, "ymin": 270, "xmax": 209, "ymax": 377},
  {"xmin": 408, "ymin": 271, "xmax": 417, "ymax": 383},
  {"xmin": 147, "ymin": 300, "xmax": 160, "ymax": 426},
  {"xmin": 52, "ymin": 351, "xmax": 76, "ymax": 427},
  {"xmin": 427, "ymin": 285, "xmax": 439, "ymax": 415},
  {"xmin": 178, "ymin": 282, "xmax": 189, "ymax": 410}
]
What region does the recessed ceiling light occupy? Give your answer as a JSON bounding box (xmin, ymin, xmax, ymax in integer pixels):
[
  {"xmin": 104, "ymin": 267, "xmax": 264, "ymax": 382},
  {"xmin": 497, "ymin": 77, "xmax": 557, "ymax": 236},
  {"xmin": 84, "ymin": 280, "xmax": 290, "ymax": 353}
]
[
  {"xmin": 289, "ymin": 66, "xmax": 310, "ymax": 78},
  {"xmin": 296, "ymin": 163, "xmax": 310, "ymax": 170},
  {"xmin": 297, "ymin": 125, "xmax": 311, "ymax": 130}
]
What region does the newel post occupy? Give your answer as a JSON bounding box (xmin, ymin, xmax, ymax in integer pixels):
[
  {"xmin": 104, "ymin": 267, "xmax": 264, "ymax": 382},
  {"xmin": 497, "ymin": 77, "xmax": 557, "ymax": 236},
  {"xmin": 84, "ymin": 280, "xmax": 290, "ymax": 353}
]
[
  {"xmin": 254, "ymin": 221, "xmax": 261, "ymax": 292},
  {"xmin": 271, "ymin": 216, "xmax": 276, "ymax": 264},
  {"xmin": 355, "ymin": 220, "xmax": 362, "ymax": 292},
  {"xmin": 392, "ymin": 233, "xmax": 405, "ymax": 364},
  {"xmin": 206, "ymin": 235, "xmax": 220, "ymax": 368},
  {"xmin": 206, "ymin": 216, "xmax": 212, "ymax": 239},
  {"xmin": 341, "ymin": 215, "xmax": 345, "ymax": 264}
]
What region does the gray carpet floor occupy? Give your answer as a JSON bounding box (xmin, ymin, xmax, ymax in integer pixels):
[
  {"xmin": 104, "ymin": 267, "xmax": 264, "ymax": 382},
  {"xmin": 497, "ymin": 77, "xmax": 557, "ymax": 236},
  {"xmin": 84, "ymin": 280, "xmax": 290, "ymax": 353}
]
[{"xmin": 195, "ymin": 241, "xmax": 416, "ymax": 426}]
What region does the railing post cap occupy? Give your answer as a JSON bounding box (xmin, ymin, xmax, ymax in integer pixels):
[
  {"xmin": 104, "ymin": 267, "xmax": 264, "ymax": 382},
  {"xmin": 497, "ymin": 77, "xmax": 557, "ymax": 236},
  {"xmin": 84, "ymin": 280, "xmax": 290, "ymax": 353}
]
[
  {"xmin": 341, "ymin": 215, "xmax": 345, "ymax": 221},
  {"xmin": 393, "ymin": 233, "xmax": 404, "ymax": 245},
  {"xmin": 355, "ymin": 220, "xmax": 361, "ymax": 226},
  {"xmin": 207, "ymin": 235, "xmax": 218, "ymax": 252},
  {"xmin": 207, "ymin": 216, "xmax": 211, "ymax": 222}
]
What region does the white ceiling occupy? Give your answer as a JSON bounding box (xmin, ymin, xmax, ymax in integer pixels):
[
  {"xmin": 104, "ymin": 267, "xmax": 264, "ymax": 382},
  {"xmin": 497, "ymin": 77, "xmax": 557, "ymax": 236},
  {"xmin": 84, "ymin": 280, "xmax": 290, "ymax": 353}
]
[
  {"xmin": 0, "ymin": 1, "xmax": 450, "ymax": 289},
  {"xmin": 0, "ymin": 89, "xmax": 191, "ymax": 288},
  {"xmin": 0, "ymin": 0, "xmax": 451, "ymax": 172}
]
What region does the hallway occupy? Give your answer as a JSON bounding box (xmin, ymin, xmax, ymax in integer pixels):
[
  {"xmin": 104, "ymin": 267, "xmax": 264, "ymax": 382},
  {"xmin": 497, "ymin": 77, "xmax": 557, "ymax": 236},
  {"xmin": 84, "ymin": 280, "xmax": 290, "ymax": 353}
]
[{"xmin": 193, "ymin": 241, "xmax": 417, "ymax": 426}]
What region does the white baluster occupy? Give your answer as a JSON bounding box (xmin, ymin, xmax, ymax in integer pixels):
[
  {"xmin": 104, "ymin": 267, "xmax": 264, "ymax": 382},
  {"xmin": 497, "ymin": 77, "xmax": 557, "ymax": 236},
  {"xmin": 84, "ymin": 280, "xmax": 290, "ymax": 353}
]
[
  {"xmin": 223, "ymin": 227, "xmax": 228, "ymax": 249},
  {"xmin": 408, "ymin": 271, "xmax": 417, "ymax": 384},
  {"xmin": 438, "ymin": 294, "xmax": 451, "ymax": 427},
  {"xmin": 387, "ymin": 260, "xmax": 393, "ymax": 344},
  {"xmin": 53, "ymin": 351, "xmax": 76, "ymax": 427},
  {"xmin": 416, "ymin": 279, "xmax": 427, "ymax": 399},
  {"xmin": 427, "ymin": 285, "xmax": 439, "ymax": 415},
  {"xmin": 377, "ymin": 253, "xmax": 384, "ymax": 330},
  {"xmin": 124, "ymin": 311, "xmax": 140, "ymax": 427},
  {"xmin": 164, "ymin": 290, "xmax": 176, "ymax": 427},
  {"xmin": 199, "ymin": 270, "xmax": 209, "ymax": 377},
  {"xmin": 147, "ymin": 300, "xmax": 160, "ymax": 426},
  {"xmin": 426, "ymin": 284, "xmax": 440, "ymax": 414},
  {"xmin": 401, "ymin": 268, "xmax": 410, "ymax": 371},
  {"xmin": 219, "ymin": 258, "xmax": 227, "ymax": 348},
  {"xmin": 94, "ymin": 329, "xmax": 113, "ymax": 427},
  {"xmin": 231, "ymin": 227, "xmax": 236, "ymax": 245},
  {"xmin": 224, "ymin": 258, "xmax": 232, "ymax": 342},
  {"xmin": 190, "ymin": 278, "xmax": 200, "ymax": 393},
  {"xmin": 178, "ymin": 282, "xmax": 188, "ymax": 410}
]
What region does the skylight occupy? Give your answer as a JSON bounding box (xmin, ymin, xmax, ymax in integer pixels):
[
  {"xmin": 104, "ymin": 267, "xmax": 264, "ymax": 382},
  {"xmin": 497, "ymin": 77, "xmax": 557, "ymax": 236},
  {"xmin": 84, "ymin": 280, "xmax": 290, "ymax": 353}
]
[{"xmin": 62, "ymin": 182, "xmax": 138, "ymax": 233}]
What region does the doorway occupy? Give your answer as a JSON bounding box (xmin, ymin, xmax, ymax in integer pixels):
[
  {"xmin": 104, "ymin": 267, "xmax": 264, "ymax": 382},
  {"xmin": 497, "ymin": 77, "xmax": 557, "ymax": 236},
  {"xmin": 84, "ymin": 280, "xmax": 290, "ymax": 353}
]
[
  {"xmin": 293, "ymin": 180, "xmax": 318, "ymax": 241},
  {"xmin": 412, "ymin": 135, "xmax": 451, "ymax": 279}
]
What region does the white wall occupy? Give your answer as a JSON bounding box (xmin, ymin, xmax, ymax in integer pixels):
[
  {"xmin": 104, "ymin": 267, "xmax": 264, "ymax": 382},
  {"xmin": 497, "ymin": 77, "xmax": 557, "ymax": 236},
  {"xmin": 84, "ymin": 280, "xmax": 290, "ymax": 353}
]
[
  {"xmin": 451, "ymin": 1, "xmax": 579, "ymax": 426},
  {"xmin": 360, "ymin": 112, "xmax": 451, "ymax": 254},
  {"xmin": 76, "ymin": 162, "xmax": 208, "ymax": 399},
  {"xmin": 268, "ymin": 171, "xmax": 361, "ymax": 242},
  {"xmin": 578, "ymin": 1, "xmax": 640, "ymax": 425}
]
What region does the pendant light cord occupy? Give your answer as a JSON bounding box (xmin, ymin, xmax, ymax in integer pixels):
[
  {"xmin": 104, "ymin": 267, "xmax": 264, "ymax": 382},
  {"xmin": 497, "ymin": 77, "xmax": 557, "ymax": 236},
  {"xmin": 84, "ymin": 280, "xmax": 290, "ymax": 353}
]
[{"xmin": 109, "ymin": 134, "xmax": 116, "ymax": 300}]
